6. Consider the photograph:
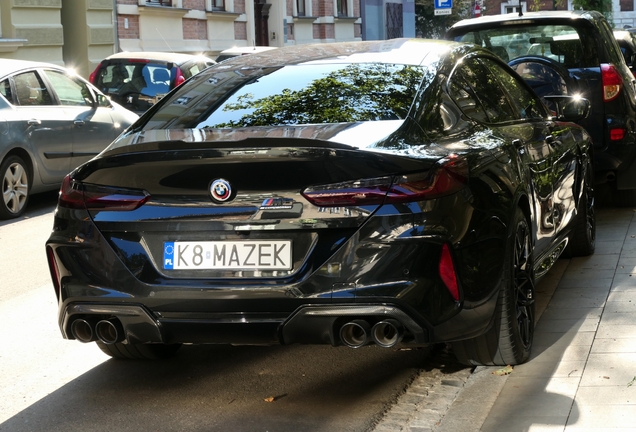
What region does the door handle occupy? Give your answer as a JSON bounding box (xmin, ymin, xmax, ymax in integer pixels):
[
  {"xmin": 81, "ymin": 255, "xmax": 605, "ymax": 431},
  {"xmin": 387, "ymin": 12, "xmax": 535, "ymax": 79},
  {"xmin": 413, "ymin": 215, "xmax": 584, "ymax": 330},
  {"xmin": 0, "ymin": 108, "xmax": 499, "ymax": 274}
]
[
  {"xmin": 74, "ymin": 120, "xmax": 85, "ymax": 127},
  {"xmin": 27, "ymin": 119, "xmax": 41, "ymax": 125}
]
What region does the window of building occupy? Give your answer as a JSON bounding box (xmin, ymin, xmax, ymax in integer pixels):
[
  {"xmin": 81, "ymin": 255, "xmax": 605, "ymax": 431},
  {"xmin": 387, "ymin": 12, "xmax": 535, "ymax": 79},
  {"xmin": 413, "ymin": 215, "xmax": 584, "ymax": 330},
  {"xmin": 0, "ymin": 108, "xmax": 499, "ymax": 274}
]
[
  {"xmin": 297, "ymin": 0, "xmax": 306, "ymax": 16},
  {"xmin": 209, "ymin": 0, "xmax": 225, "ymax": 11},
  {"xmin": 501, "ymin": 1, "xmax": 526, "ymax": 14},
  {"xmin": 337, "ymin": 0, "xmax": 348, "ymax": 16}
]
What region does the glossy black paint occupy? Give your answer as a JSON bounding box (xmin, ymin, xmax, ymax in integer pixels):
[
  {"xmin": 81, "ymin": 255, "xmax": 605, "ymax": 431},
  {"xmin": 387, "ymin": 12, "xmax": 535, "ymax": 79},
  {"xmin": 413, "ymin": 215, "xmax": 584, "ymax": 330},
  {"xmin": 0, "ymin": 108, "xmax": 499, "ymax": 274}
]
[
  {"xmin": 46, "ymin": 39, "xmax": 593, "ymax": 352},
  {"xmin": 446, "ymin": 11, "xmax": 636, "ymax": 190}
]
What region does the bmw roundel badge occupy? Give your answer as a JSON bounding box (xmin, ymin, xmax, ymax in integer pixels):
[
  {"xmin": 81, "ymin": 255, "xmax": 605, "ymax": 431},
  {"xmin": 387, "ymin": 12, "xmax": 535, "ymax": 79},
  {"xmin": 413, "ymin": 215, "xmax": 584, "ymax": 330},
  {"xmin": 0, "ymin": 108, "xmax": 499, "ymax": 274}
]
[{"xmin": 210, "ymin": 179, "xmax": 232, "ymax": 202}]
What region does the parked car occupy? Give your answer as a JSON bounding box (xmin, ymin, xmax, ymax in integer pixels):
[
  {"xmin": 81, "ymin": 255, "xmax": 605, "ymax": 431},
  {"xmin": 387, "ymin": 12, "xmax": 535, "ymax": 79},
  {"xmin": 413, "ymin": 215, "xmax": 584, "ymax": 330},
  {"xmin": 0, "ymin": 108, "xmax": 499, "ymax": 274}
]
[
  {"xmin": 0, "ymin": 59, "xmax": 138, "ymax": 219},
  {"xmin": 89, "ymin": 51, "xmax": 215, "ymax": 114},
  {"xmin": 46, "ymin": 39, "xmax": 595, "ymax": 366},
  {"xmin": 614, "ymin": 29, "xmax": 636, "ymax": 74},
  {"xmin": 215, "ymin": 46, "xmax": 277, "ymax": 62},
  {"xmin": 446, "ymin": 11, "xmax": 636, "ymax": 205}
]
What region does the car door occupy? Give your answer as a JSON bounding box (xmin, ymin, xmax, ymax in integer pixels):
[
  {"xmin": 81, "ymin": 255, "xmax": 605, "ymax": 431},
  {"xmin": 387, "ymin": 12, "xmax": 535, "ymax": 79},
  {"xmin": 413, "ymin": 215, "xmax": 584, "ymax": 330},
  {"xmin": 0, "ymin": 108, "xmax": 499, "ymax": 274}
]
[
  {"xmin": 483, "ymin": 57, "xmax": 579, "ymax": 237},
  {"xmin": 450, "ymin": 55, "xmax": 558, "ymax": 254},
  {"xmin": 41, "ymin": 69, "xmax": 119, "ymax": 169},
  {"xmin": 3, "ymin": 70, "xmax": 73, "ymax": 184}
]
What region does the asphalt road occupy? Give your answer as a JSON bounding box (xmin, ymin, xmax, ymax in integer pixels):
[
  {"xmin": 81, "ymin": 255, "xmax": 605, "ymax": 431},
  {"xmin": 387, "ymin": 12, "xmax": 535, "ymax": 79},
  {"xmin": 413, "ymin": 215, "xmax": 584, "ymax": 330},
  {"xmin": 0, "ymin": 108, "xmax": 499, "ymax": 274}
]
[{"xmin": 0, "ymin": 192, "xmax": 464, "ymax": 432}]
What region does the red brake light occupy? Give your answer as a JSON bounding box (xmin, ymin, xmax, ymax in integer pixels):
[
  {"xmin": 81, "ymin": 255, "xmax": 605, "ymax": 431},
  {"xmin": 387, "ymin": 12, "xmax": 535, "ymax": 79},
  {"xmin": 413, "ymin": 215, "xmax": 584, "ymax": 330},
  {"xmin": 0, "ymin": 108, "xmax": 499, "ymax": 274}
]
[
  {"xmin": 601, "ymin": 63, "xmax": 622, "ymax": 102},
  {"xmin": 175, "ymin": 67, "xmax": 186, "ymax": 86},
  {"xmin": 88, "ymin": 64, "xmax": 101, "ymax": 84},
  {"xmin": 58, "ymin": 174, "xmax": 150, "ymax": 211},
  {"xmin": 386, "ymin": 155, "xmax": 468, "ymax": 203},
  {"xmin": 610, "ymin": 127, "xmax": 626, "ymax": 141},
  {"xmin": 301, "ymin": 155, "xmax": 468, "ymax": 207},
  {"xmin": 439, "ymin": 243, "xmax": 460, "ymax": 301}
]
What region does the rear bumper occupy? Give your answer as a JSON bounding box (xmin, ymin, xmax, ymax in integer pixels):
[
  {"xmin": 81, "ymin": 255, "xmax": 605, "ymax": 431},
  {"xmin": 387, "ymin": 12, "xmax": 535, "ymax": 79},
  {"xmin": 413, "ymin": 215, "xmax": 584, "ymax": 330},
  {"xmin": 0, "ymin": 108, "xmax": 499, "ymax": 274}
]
[{"xmin": 58, "ymin": 297, "xmax": 498, "ymax": 348}]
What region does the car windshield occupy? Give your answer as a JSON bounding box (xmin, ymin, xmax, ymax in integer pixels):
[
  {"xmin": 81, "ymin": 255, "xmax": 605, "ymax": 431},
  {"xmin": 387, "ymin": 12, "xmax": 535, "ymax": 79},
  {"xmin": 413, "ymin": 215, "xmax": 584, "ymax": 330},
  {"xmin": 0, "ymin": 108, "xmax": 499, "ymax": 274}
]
[
  {"xmin": 94, "ymin": 61, "xmax": 172, "ymax": 97},
  {"xmin": 142, "ymin": 63, "xmax": 426, "ymax": 130},
  {"xmin": 453, "ymin": 24, "xmax": 595, "ymax": 68}
]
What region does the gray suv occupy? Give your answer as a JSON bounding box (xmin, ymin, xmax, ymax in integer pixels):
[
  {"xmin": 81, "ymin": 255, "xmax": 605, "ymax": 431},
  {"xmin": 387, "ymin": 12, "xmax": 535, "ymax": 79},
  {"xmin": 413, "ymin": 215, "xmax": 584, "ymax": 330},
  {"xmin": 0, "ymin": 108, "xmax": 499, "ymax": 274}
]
[{"xmin": 446, "ymin": 11, "xmax": 636, "ymax": 205}]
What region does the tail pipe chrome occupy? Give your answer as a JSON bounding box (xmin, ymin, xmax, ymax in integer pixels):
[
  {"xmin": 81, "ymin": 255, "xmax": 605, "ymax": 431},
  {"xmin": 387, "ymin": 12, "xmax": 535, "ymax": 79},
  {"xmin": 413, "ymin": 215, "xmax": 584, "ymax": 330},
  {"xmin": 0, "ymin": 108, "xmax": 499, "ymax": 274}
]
[
  {"xmin": 95, "ymin": 319, "xmax": 125, "ymax": 344},
  {"xmin": 70, "ymin": 318, "xmax": 96, "ymax": 343},
  {"xmin": 339, "ymin": 319, "xmax": 372, "ymax": 348},
  {"xmin": 371, "ymin": 319, "xmax": 404, "ymax": 348}
]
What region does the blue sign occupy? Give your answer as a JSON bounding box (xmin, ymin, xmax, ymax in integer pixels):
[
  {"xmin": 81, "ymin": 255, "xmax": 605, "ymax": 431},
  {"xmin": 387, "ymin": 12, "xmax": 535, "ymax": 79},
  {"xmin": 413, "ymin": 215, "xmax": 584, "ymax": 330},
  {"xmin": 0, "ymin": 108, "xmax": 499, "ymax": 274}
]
[{"xmin": 434, "ymin": 0, "xmax": 452, "ymax": 8}]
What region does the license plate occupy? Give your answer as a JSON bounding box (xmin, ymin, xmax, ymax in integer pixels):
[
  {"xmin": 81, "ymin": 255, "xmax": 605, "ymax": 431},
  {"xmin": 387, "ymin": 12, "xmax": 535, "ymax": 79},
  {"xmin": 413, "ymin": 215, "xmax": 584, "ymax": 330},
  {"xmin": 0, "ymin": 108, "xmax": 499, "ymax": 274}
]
[{"xmin": 163, "ymin": 241, "xmax": 292, "ymax": 270}]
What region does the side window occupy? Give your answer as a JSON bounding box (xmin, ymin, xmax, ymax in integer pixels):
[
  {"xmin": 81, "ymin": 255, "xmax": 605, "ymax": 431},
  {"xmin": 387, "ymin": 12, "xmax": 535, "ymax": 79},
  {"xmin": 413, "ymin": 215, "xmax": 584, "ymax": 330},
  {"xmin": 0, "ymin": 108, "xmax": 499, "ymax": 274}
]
[
  {"xmin": 43, "ymin": 70, "xmax": 92, "ymax": 106},
  {"xmin": 448, "ymin": 75, "xmax": 489, "ymax": 123},
  {"xmin": 13, "ymin": 71, "xmax": 53, "ymax": 106},
  {"xmin": 480, "ymin": 57, "xmax": 547, "ymax": 120},
  {"xmin": 0, "ymin": 79, "xmax": 13, "ymax": 104},
  {"xmin": 449, "ymin": 57, "xmax": 517, "ymax": 123}
]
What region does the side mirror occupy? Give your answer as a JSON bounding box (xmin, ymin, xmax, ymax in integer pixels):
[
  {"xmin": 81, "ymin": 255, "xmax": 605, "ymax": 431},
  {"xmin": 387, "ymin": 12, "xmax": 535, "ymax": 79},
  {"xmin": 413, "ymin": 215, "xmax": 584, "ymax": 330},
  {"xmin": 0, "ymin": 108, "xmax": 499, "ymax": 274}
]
[{"xmin": 543, "ymin": 95, "xmax": 591, "ymax": 122}]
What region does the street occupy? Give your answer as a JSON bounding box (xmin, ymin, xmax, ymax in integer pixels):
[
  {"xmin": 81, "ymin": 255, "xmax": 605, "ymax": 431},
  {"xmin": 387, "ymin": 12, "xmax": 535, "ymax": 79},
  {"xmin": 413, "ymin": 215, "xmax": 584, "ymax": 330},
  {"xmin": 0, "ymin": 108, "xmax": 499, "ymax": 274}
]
[{"xmin": 0, "ymin": 192, "xmax": 466, "ymax": 432}]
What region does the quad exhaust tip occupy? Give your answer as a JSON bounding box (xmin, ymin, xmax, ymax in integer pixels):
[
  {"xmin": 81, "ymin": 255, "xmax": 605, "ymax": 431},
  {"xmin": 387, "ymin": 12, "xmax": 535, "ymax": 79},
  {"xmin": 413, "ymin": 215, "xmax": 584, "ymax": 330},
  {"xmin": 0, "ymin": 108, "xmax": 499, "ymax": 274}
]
[
  {"xmin": 340, "ymin": 319, "xmax": 371, "ymax": 348},
  {"xmin": 70, "ymin": 319, "xmax": 96, "ymax": 343},
  {"xmin": 70, "ymin": 318, "xmax": 124, "ymax": 344},
  {"xmin": 95, "ymin": 319, "xmax": 124, "ymax": 345},
  {"xmin": 340, "ymin": 318, "xmax": 405, "ymax": 348}
]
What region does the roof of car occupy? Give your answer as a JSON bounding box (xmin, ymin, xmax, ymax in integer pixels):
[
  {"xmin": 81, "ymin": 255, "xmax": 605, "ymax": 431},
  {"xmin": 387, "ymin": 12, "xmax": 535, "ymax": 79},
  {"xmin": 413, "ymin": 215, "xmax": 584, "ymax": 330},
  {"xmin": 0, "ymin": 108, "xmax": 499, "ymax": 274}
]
[
  {"xmin": 212, "ymin": 38, "xmax": 462, "ymax": 68},
  {"xmin": 103, "ymin": 51, "xmax": 213, "ymax": 64},
  {"xmin": 0, "ymin": 58, "xmax": 67, "ymax": 77},
  {"xmin": 449, "ymin": 10, "xmax": 602, "ymax": 30}
]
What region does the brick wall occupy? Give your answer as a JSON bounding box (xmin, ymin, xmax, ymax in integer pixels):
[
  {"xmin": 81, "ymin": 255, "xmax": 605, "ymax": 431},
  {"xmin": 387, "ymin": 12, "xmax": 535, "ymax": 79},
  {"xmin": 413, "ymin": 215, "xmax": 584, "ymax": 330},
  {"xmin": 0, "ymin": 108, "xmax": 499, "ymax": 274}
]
[
  {"xmin": 313, "ymin": 23, "xmax": 335, "ymax": 39},
  {"xmin": 353, "ymin": 0, "xmax": 360, "ymax": 17},
  {"xmin": 313, "ymin": 0, "xmax": 334, "ymax": 17},
  {"xmin": 118, "ymin": 15, "xmax": 140, "ymax": 39},
  {"xmin": 184, "ymin": 0, "xmax": 206, "ymax": 9},
  {"xmin": 234, "ymin": 0, "xmax": 246, "ymax": 14},
  {"xmin": 234, "ymin": 21, "xmax": 247, "ymax": 40},
  {"xmin": 183, "ymin": 18, "xmax": 208, "ymax": 39}
]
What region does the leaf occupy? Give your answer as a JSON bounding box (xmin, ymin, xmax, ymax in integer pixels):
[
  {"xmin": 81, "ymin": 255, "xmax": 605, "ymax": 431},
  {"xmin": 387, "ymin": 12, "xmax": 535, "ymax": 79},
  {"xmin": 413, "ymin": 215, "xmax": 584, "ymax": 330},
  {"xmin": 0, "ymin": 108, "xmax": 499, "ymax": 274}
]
[
  {"xmin": 492, "ymin": 365, "xmax": 514, "ymax": 376},
  {"xmin": 264, "ymin": 396, "xmax": 276, "ymax": 403}
]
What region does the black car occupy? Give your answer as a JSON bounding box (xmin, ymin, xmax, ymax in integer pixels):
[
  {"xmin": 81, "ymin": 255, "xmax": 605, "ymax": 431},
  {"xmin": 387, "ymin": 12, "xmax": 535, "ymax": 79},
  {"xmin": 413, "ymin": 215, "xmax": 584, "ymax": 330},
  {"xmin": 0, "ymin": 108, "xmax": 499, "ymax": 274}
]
[
  {"xmin": 46, "ymin": 39, "xmax": 595, "ymax": 366},
  {"xmin": 446, "ymin": 11, "xmax": 636, "ymax": 205},
  {"xmin": 614, "ymin": 29, "xmax": 636, "ymax": 75},
  {"xmin": 89, "ymin": 51, "xmax": 215, "ymax": 114}
]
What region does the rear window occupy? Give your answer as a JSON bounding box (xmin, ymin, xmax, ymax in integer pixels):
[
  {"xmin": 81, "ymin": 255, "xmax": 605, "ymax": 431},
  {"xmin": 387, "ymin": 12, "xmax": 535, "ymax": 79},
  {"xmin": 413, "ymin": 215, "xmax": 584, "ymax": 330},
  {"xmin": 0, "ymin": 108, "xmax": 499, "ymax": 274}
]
[
  {"xmin": 94, "ymin": 62, "xmax": 172, "ymax": 97},
  {"xmin": 452, "ymin": 24, "xmax": 598, "ymax": 68},
  {"xmin": 142, "ymin": 63, "xmax": 426, "ymax": 130}
]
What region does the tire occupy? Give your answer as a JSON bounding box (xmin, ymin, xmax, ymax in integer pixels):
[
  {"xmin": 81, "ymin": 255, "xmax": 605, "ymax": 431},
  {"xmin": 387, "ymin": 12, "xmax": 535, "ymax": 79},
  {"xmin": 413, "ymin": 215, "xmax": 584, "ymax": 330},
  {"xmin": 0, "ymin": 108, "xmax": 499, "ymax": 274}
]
[
  {"xmin": 0, "ymin": 155, "xmax": 30, "ymax": 219},
  {"xmin": 96, "ymin": 342, "xmax": 182, "ymax": 360},
  {"xmin": 452, "ymin": 208, "xmax": 535, "ymax": 366},
  {"xmin": 564, "ymin": 159, "xmax": 595, "ymax": 257}
]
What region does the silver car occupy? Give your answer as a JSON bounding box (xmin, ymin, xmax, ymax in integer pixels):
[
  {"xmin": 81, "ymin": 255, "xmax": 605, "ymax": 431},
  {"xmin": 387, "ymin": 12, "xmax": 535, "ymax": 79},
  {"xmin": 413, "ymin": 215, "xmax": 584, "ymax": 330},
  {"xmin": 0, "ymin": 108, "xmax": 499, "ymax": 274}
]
[{"xmin": 0, "ymin": 59, "xmax": 138, "ymax": 219}]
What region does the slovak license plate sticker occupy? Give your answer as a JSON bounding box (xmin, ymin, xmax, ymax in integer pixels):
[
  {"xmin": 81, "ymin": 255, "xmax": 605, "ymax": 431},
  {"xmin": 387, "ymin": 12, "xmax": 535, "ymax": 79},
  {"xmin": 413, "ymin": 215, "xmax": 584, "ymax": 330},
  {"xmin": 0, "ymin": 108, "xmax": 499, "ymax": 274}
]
[{"xmin": 163, "ymin": 241, "xmax": 292, "ymax": 270}]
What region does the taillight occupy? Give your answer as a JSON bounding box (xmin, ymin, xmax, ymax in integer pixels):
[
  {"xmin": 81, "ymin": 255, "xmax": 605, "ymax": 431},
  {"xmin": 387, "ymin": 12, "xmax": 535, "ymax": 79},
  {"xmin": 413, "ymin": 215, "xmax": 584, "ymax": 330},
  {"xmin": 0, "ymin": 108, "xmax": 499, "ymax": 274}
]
[
  {"xmin": 88, "ymin": 65, "xmax": 100, "ymax": 84},
  {"xmin": 301, "ymin": 155, "xmax": 468, "ymax": 207},
  {"xmin": 175, "ymin": 67, "xmax": 186, "ymax": 86},
  {"xmin": 58, "ymin": 174, "xmax": 150, "ymax": 211},
  {"xmin": 610, "ymin": 127, "xmax": 626, "ymax": 141},
  {"xmin": 439, "ymin": 243, "xmax": 459, "ymax": 301},
  {"xmin": 601, "ymin": 63, "xmax": 622, "ymax": 102}
]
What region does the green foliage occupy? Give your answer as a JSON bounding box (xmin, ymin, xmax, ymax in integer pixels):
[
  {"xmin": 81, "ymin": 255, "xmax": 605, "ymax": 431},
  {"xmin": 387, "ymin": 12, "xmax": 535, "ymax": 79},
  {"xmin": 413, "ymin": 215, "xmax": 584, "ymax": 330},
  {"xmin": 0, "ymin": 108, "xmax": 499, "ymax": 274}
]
[
  {"xmin": 210, "ymin": 64, "xmax": 424, "ymax": 127},
  {"xmin": 572, "ymin": 0, "xmax": 614, "ymax": 24},
  {"xmin": 415, "ymin": 0, "xmax": 472, "ymax": 39}
]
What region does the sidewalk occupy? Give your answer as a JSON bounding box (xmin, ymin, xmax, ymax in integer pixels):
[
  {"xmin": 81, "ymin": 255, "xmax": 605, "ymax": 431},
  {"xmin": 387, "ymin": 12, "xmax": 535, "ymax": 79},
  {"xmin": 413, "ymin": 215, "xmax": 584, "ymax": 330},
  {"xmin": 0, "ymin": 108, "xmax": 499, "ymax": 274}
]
[{"xmin": 376, "ymin": 207, "xmax": 636, "ymax": 432}]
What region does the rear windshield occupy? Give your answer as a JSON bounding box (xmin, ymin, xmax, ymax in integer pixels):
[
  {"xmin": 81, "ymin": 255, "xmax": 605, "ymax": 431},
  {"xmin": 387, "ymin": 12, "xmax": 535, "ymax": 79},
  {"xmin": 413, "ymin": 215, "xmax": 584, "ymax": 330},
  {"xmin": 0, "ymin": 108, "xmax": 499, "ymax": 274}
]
[
  {"xmin": 452, "ymin": 24, "xmax": 597, "ymax": 68},
  {"xmin": 94, "ymin": 61, "xmax": 172, "ymax": 97},
  {"xmin": 142, "ymin": 63, "xmax": 426, "ymax": 130}
]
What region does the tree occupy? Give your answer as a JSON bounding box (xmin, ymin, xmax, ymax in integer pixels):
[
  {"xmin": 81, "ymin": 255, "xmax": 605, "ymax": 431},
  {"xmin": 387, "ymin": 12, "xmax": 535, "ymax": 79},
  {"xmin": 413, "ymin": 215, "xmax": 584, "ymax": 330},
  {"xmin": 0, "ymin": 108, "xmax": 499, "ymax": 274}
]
[
  {"xmin": 415, "ymin": 0, "xmax": 473, "ymax": 39},
  {"xmin": 571, "ymin": 0, "xmax": 613, "ymax": 23}
]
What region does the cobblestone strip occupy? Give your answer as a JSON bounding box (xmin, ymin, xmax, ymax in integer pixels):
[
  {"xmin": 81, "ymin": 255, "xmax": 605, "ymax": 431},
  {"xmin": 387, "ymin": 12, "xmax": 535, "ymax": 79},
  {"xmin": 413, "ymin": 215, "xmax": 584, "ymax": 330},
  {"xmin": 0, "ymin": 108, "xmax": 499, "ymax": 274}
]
[{"xmin": 371, "ymin": 349, "xmax": 473, "ymax": 432}]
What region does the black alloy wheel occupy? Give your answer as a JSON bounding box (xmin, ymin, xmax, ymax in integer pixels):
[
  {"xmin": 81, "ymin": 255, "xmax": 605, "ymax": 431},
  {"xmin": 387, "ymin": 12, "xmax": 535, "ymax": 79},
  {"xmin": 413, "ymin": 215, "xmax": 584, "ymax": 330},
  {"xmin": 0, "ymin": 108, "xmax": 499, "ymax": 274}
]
[{"xmin": 564, "ymin": 158, "xmax": 596, "ymax": 257}]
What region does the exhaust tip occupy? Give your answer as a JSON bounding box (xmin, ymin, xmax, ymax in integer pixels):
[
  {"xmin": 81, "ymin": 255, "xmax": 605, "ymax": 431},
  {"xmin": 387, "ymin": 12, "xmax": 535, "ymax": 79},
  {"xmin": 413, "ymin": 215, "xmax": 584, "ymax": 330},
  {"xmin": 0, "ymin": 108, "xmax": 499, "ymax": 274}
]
[
  {"xmin": 339, "ymin": 319, "xmax": 371, "ymax": 348},
  {"xmin": 371, "ymin": 319, "xmax": 403, "ymax": 348},
  {"xmin": 95, "ymin": 319, "xmax": 123, "ymax": 344},
  {"xmin": 70, "ymin": 319, "xmax": 95, "ymax": 343}
]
